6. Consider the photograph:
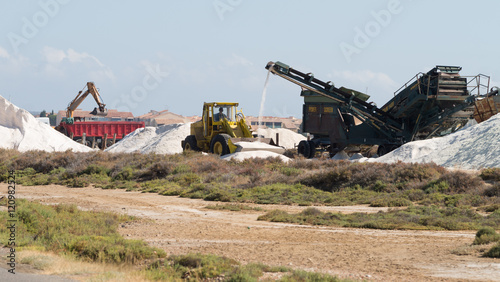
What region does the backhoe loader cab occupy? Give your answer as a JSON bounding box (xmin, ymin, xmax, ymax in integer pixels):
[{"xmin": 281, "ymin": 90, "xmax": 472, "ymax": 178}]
[{"xmin": 182, "ymin": 102, "xmax": 278, "ymax": 156}]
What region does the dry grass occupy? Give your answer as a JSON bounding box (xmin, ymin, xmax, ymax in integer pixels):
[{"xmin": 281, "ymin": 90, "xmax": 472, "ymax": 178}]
[{"xmin": 17, "ymin": 249, "xmax": 147, "ymax": 281}]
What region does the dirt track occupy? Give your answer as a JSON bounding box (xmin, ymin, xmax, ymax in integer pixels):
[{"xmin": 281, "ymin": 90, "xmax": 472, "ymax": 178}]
[{"xmin": 6, "ymin": 184, "xmax": 500, "ymax": 281}]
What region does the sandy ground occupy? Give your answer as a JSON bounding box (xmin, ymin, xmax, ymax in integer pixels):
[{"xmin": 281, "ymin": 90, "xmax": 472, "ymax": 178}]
[{"xmin": 4, "ymin": 184, "xmax": 500, "ymax": 281}]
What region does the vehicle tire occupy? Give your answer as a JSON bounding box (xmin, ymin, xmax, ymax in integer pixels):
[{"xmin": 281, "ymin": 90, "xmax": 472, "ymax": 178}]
[
  {"xmin": 183, "ymin": 135, "xmax": 200, "ymax": 151},
  {"xmin": 210, "ymin": 134, "xmax": 231, "ymax": 156},
  {"xmin": 298, "ymin": 140, "xmax": 312, "ymax": 158},
  {"xmin": 307, "ymin": 140, "xmax": 316, "ymax": 158},
  {"xmin": 106, "ymin": 139, "xmax": 115, "ymax": 148},
  {"xmin": 377, "ymin": 144, "xmax": 388, "ymax": 156}
]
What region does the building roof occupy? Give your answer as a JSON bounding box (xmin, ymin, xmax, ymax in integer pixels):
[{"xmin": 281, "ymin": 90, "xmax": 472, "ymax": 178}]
[{"xmin": 57, "ymin": 109, "xmax": 134, "ymax": 119}]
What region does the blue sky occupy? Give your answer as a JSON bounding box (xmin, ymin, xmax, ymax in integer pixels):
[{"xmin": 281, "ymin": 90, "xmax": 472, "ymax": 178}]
[{"xmin": 1, "ymin": 0, "xmax": 499, "ymax": 118}]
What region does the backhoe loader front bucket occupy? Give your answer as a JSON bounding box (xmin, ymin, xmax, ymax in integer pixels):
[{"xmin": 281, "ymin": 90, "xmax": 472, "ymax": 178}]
[
  {"xmin": 231, "ymin": 137, "xmax": 286, "ymax": 154},
  {"xmin": 90, "ymin": 107, "xmax": 108, "ymax": 117}
]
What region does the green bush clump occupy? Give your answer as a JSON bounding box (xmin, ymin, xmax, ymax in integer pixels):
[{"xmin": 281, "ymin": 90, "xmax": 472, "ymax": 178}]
[
  {"xmin": 144, "ymin": 253, "xmax": 342, "ymax": 281},
  {"xmin": 480, "ymin": 168, "xmax": 500, "ymax": 181},
  {"xmin": 437, "ymin": 171, "xmax": 484, "ymax": 194},
  {"xmin": 370, "ymin": 196, "xmax": 413, "ymax": 207},
  {"xmin": 205, "ymin": 204, "xmax": 263, "ymax": 212},
  {"xmin": 0, "ymin": 199, "xmax": 165, "ymax": 263},
  {"xmin": 482, "ymin": 204, "xmax": 500, "ymax": 212},
  {"xmin": 147, "ymin": 253, "xmax": 237, "ymax": 280},
  {"xmin": 484, "ymin": 183, "xmax": 500, "ymax": 197},
  {"xmin": 258, "ymin": 205, "xmax": 500, "ymax": 231},
  {"xmin": 112, "ymin": 166, "xmax": 135, "ymax": 181},
  {"xmin": 82, "ymin": 164, "xmax": 110, "ymax": 176},
  {"xmin": 68, "ymin": 235, "xmax": 162, "ymax": 263},
  {"xmin": 484, "ymin": 243, "xmax": 500, "ymax": 258},
  {"xmin": 280, "ymin": 269, "xmax": 345, "ymax": 282},
  {"xmin": 473, "ymin": 227, "xmax": 500, "ymax": 245}
]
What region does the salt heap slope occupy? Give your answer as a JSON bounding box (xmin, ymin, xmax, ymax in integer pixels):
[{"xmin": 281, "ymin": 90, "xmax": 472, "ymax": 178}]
[
  {"xmin": 256, "ymin": 128, "xmax": 306, "ymax": 149},
  {"xmin": 370, "ymin": 113, "xmax": 500, "ymax": 169},
  {"xmin": 105, "ymin": 123, "xmax": 190, "ymax": 154},
  {"xmin": 0, "ymin": 95, "xmax": 93, "ymax": 152},
  {"xmin": 221, "ymin": 151, "xmax": 290, "ymax": 162}
]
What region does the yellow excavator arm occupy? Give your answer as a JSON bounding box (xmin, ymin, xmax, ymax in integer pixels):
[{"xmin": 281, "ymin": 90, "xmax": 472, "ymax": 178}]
[{"xmin": 66, "ymin": 82, "xmax": 108, "ymax": 118}]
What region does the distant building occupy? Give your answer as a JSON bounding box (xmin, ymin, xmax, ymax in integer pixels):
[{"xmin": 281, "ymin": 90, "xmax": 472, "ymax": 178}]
[
  {"xmin": 246, "ymin": 116, "xmax": 302, "ymax": 132},
  {"xmin": 35, "ymin": 117, "xmax": 50, "ymax": 126},
  {"xmin": 56, "ymin": 109, "xmax": 134, "ymax": 125},
  {"xmin": 136, "ymin": 110, "xmax": 199, "ymax": 126}
]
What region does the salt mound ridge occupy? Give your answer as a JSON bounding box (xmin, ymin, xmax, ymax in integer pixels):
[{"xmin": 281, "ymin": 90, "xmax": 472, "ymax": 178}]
[
  {"xmin": 367, "ymin": 113, "xmax": 500, "ymax": 169},
  {"xmin": 105, "ymin": 123, "xmax": 191, "ymax": 154},
  {"xmin": 256, "ymin": 128, "xmax": 306, "ymax": 149},
  {"xmin": 221, "ymin": 151, "xmax": 290, "ymax": 162},
  {"xmin": 0, "ymin": 95, "xmax": 93, "ymax": 152}
]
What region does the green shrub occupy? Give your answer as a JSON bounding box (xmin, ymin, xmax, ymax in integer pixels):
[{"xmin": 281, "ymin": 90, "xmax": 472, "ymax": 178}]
[
  {"xmin": 425, "ymin": 181, "xmax": 449, "ymax": 194},
  {"xmin": 172, "ymin": 163, "xmax": 191, "ymax": 174},
  {"xmin": 258, "ymin": 210, "xmax": 291, "ymax": 223},
  {"xmin": 137, "ymin": 160, "xmax": 174, "ymax": 180},
  {"xmin": 68, "ymin": 235, "xmax": 164, "ymax": 263},
  {"xmin": 280, "ymin": 270, "xmax": 343, "ymax": 282},
  {"xmin": 205, "ymin": 204, "xmax": 263, "ymax": 212},
  {"xmin": 482, "ymin": 204, "xmax": 500, "ymax": 213},
  {"xmin": 82, "ymin": 164, "xmax": 110, "ymax": 175},
  {"xmin": 370, "ymin": 196, "xmax": 413, "ymax": 207},
  {"xmin": 484, "ymin": 183, "xmax": 500, "ymax": 197},
  {"xmin": 301, "ymin": 207, "xmax": 322, "ymax": 217},
  {"xmin": 405, "ymin": 189, "xmax": 425, "ymax": 201},
  {"xmin": 480, "ymin": 168, "xmax": 500, "ymax": 181},
  {"xmin": 0, "ymin": 199, "xmax": 165, "ymax": 263},
  {"xmin": 484, "ymin": 243, "xmax": 500, "ymax": 258},
  {"xmin": 473, "ymin": 227, "xmax": 500, "ymax": 245},
  {"xmin": 175, "ymin": 172, "xmax": 202, "ymax": 186},
  {"xmin": 148, "ymin": 254, "xmax": 238, "ymax": 280},
  {"xmin": 258, "ymin": 205, "xmax": 500, "ymax": 231},
  {"xmin": 437, "ymin": 172, "xmax": 484, "ymax": 194},
  {"xmin": 112, "ymin": 166, "xmax": 135, "ymax": 181},
  {"xmin": 279, "ymin": 166, "xmax": 302, "ymax": 176}
]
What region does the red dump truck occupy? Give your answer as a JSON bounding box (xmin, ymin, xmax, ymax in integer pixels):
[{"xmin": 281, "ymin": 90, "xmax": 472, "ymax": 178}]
[
  {"xmin": 55, "ymin": 82, "xmax": 145, "ymax": 149},
  {"xmin": 57, "ymin": 120, "xmax": 145, "ymax": 149}
]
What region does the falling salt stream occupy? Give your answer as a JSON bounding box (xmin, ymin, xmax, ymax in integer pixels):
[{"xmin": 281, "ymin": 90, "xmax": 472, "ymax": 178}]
[{"xmin": 258, "ymin": 69, "xmax": 272, "ymax": 142}]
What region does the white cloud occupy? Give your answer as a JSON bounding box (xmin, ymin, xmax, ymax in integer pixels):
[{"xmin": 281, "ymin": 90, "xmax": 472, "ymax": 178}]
[
  {"xmin": 224, "ymin": 53, "xmax": 253, "ymax": 67},
  {"xmin": 329, "ymin": 70, "xmax": 398, "ymax": 88},
  {"xmin": 42, "ymin": 46, "xmax": 66, "ymax": 63},
  {"xmin": 0, "ymin": 46, "xmax": 31, "ymax": 74},
  {"xmin": 327, "ymin": 70, "xmax": 399, "ymax": 105},
  {"xmin": 41, "ymin": 47, "xmax": 115, "ymax": 80},
  {"xmin": 0, "ymin": 46, "xmax": 10, "ymax": 59}
]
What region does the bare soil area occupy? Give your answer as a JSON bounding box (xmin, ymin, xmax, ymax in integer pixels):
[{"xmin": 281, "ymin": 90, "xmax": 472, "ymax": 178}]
[{"xmin": 5, "ymin": 184, "xmax": 500, "ymax": 281}]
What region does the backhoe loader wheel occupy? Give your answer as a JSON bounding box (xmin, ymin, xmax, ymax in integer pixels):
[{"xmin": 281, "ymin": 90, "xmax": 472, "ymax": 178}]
[
  {"xmin": 298, "ymin": 140, "xmax": 312, "ymax": 159},
  {"xmin": 183, "ymin": 135, "xmax": 200, "ymax": 152},
  {"xmin": 210, "ymin": 134, "xmax": 231, "ymax": 156}
]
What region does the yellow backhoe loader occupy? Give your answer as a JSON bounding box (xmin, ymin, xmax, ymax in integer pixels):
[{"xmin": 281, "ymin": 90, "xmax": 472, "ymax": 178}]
[{"xmin": 182, "ymin": 102, "xmax": 284, "ymax": 156}]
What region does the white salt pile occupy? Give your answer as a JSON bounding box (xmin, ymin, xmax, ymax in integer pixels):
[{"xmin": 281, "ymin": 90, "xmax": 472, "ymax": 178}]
[
  {"xmin": 0, "ymin": 95, "xmax": 94, "ymax": 152},
  {"xmin": 366, "ymin": 114, "xmax": 500, "ymax": 169},
  {"xmin": 105, "ymin": 123, "xmax": 191, "ymax": 154},
  {"xmin": 256, "ymin": 128, "xmax": 306, "ymax": 149},
  {"xmin": 221, "ymin": 151, "xmax": 290, "ymax": 162},
  {"xmin": 235, "ymin": 141, "xmax": 286, "ymax": 154}
]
